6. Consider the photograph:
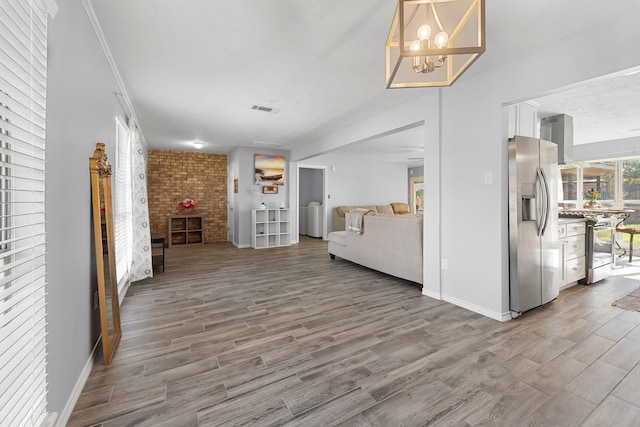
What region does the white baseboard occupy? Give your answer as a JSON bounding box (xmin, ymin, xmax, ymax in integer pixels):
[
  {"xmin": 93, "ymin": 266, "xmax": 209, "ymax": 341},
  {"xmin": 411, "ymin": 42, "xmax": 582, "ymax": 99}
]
[
  {"xmin": 236, "ymin": 243, "xmax": 251, "ymax": 249},
  {"xmin": 442, "ymin": 293, "xmax": 512, "ymax": 322},
  {"xmin": 421, "ymin": 287, "xmax": 441, "ymax": 300},
  {"xmin": 55, "ymin": 340, "xmax": 100, "ymax": 427},
  {"xmin": 119, "ymin": 279, "xmax": 131, "ymax": 305}
]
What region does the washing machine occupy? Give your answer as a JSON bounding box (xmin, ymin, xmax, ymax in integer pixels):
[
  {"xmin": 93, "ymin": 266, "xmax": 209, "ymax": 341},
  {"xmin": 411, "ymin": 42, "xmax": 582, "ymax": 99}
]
[{"xmin": 307, "ymin": 201, "xmax": 323, "ymax": 238}]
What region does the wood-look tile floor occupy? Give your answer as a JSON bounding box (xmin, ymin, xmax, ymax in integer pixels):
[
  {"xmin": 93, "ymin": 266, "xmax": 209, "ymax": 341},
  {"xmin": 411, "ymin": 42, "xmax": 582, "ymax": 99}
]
[{"xmin": 69, "ymin": 237, "xmax": 640, "ymax": 426}]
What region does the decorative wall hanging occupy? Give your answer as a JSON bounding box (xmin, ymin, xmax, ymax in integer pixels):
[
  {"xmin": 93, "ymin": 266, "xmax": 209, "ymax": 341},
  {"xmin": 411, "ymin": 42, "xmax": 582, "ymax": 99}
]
[
  {"xmin": 262, "ymin": 185, "xmax": 278, "ymax": 194},
  {"xmin": 255, "ymin": 154, "xmax": 285, "ymax": 186}
]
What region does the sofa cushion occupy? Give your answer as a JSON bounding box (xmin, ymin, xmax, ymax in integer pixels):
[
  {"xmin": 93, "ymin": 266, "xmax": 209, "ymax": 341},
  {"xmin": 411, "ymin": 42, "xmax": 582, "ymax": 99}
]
[
  {"xmin": 328, "ymin": 231, "xmax": 346, "ymax": 246},
  {"xmin": 337, "ymin": 205, "xmax": 378, "ymax": 216},
  {"xmin": 376, "ymin": 205, "xmax": 394, "ymax": 215},
  {"xmin": 336, "ymin": 206, "xmax": 354, "ymax": 216},
  {"xmin": 391, "ymin": 202, "xmax": 409, "ymax": 214}
]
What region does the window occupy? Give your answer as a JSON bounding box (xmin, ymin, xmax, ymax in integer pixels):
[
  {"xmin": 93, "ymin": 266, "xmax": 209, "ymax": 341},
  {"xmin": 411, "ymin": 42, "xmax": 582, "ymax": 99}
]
[
  {"xmin": 114, "ymin": 117, "xmax": 132, "ymax": 293},
  {"xmin": 560, "ymin": 166, "xmax": 578, "ymax": 208},
  {"xmin": 622, "ymin": 159, "xmax": 640, "ymax": 225},
  {"xmin": 561, "ymin": 158, "xmax": 640, "ymax": 246},
  {"xmin": 582, "ymin": 161, "xmax": 615, "ymax": 208},
  {"xmin": 0, "ymin": 1, "xmax": 51, "ymax": 425}
]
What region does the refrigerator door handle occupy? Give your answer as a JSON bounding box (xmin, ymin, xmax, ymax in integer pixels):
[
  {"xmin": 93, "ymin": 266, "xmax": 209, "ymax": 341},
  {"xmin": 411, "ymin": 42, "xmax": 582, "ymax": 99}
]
[
  {"xmin": 535, "ymin": 168, "xmax": 544, "ymax": 236},
  {"xmin": 539, "ymin": 167, "xmax": 551, "ymax": 236}
]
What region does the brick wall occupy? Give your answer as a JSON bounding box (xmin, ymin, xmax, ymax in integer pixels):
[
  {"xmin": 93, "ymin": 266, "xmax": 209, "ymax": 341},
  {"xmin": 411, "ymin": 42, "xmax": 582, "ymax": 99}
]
[{"xmin": 147, "ymin": 149, "xmax": 228, "ymax": 243}]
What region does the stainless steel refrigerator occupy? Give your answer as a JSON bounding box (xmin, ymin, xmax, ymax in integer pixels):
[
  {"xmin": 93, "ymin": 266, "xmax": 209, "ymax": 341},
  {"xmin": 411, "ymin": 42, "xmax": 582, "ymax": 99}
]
[{"xmin": 509, "ymin": 136, "xmax": 559, "ymax": 315}]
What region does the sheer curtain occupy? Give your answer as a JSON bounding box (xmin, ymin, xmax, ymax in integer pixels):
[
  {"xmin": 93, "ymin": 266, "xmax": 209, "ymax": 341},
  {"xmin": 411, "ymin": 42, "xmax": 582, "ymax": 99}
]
[{"xmin": 128, "ymin": 119, "xmax": 152, "ymax": 281}]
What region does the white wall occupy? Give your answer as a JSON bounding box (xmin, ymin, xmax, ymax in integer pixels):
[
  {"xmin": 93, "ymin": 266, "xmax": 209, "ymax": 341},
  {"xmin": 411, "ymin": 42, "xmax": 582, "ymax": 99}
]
[
  {"xmin": 300, "ymin": 153, "xmax": 408, "ymax": 232},
  {"xmin": 229, "ymin": 147, "xmax": 289, "ymax": 248},
  {"xmin": 46, "ymin": 0, "xmax": 125, "ymax": 421}
]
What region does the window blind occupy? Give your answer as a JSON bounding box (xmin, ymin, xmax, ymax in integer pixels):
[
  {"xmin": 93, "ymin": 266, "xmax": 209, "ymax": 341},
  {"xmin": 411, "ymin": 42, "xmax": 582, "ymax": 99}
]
[
  {"xmin": 0, "ymin": 0, "xmax": 49, "ymax": 426},
  {"xmin": 114, "ymin": 117, "xmax": 132, "ymax": 291}
]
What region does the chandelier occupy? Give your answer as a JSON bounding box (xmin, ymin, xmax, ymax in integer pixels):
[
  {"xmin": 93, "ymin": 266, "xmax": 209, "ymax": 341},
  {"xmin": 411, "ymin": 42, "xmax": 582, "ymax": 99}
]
[{"xmin": 386, "ymin": 0, "xmax": 485, "ymax": 88}]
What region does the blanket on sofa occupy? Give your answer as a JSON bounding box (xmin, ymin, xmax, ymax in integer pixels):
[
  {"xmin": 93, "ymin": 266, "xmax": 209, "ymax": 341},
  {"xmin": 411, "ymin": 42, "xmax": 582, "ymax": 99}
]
[{"xmin": 347, "ymin": 208, "xmax": 371, "ymax": 234}]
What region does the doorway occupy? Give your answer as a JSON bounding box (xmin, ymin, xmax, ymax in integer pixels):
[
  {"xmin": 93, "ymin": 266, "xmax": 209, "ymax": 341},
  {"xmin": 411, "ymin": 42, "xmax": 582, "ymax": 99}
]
[
  {"xmin": 227, "ymin": 163, "xmax": 235, "ymax": 244},
  {"xmin": 410, "ymin": 175, "xmax": 424, "ymax": 214},
  {"xmin": 297, "ymin": 165, "xmax": 327, "ymax": 239}
]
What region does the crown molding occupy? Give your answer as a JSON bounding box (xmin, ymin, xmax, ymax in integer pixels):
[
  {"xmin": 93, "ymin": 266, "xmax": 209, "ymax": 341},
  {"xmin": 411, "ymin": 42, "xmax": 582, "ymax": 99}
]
[
  {"xmin": 81, "ymin": 0, "xmax": 147, "ymax": 145},
  {"xmin": 42, "ymin": 0, "xmax": 59, "ymax": 18}
]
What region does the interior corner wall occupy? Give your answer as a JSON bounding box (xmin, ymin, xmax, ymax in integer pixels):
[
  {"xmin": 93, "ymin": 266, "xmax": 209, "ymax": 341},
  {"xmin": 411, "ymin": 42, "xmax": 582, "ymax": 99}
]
[
  {"xmin": 46, "ymin": 0, "xmax": 123, "ymax": 419},
  {"xmin": 437, "ymin": 9, "xmax": 640, "ymax": 319},
  {"xmin": 301, "ymin": 153, "xmax": 408, "ymax": 233},
  {"xmin": 146, "ymin": 149, "xmax": 228, "ymax": 243},
  {"xmin": 232, "ymin": 147, "xmax": 289, "ymax": 248}
]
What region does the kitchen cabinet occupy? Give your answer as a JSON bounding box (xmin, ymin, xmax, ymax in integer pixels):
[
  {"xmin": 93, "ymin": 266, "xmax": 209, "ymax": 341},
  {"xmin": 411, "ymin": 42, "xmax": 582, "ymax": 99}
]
[
  {"xmin": 508, "ymin": 102, "xmax": 538, "ymax": 138},
  {"xmin": 558, "ymin": 219, "xmax": 586, "ymax": 290}
]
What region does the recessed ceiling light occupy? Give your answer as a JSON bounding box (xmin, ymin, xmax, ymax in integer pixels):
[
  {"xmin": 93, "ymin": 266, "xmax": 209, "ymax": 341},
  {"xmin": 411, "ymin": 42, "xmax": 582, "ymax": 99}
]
[{"xmin": 193, "ymin": 141, "xmax": 204, "ymax": 149}]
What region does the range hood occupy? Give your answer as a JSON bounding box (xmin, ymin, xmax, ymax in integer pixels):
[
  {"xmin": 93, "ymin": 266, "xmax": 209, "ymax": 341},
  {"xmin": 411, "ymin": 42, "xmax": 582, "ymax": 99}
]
[{"xmin": 540, "ymin": 114, "xmax": 573, "ymax": 165}]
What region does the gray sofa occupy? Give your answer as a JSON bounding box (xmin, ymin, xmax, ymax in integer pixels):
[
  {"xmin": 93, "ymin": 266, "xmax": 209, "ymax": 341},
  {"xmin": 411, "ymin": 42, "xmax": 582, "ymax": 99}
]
[{"xmin": 328, "ymin": 213, "xmax": 423, "ymax": 284}]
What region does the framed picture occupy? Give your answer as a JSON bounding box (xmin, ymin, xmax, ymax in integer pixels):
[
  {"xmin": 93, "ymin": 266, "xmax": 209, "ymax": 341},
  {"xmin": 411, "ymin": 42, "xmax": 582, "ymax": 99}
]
[
  {"xmin": 262, "ymin": 185, "xmax": 278, "ymax": 194},
  {"xmin": 255, "ymin": 154, "xmax": 285, "ymax": 186},
  {"xmin": 233, "ymin": 178, "xmax": 238, "ymax": 193}
]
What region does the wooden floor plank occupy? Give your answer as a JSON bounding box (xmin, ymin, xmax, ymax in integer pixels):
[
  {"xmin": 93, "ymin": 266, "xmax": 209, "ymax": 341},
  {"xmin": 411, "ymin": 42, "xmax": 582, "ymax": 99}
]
[{"xmin": 68, "ymin": 238, "xmax": 640, "ymax": 426}]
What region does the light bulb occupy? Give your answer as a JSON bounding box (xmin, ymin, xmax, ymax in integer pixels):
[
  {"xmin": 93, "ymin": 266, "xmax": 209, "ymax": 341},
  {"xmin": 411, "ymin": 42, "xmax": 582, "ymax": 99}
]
[
  {"xmin": 435, "ymin": 31, "xmax": 448, "ymax": 48},
  {"xmin": 410, "ymin": 40, "xmax": 421, "ymax": 51},
  {"xmin": 193, "ymin": 141, "xmax": 204, "ymax": 149},
  {"xmin": 417, "ymin": 24, "xmax": 431, "ymax": 41}
]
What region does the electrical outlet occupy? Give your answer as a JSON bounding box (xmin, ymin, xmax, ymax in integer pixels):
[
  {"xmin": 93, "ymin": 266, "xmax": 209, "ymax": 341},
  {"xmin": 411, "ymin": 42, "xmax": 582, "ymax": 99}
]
[
  {"xmin": 441, "ymin": 259, "xmax": 448, "ymax": 270},
  {"xmin": 93, "ymin": 291, "xmax": 99, "ymax": 309}
]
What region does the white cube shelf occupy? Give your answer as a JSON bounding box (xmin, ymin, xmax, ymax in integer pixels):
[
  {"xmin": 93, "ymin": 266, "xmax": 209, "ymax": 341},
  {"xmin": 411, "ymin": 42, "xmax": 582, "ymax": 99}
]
[{"xmin": 251, "ymin": 209, "xmax": 291, "ymax": 249}]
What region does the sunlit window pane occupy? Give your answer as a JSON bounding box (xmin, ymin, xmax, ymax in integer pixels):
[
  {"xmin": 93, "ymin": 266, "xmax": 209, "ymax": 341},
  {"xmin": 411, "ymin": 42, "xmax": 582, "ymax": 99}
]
[
  {"xmin": 560, "ymin": 167, "xmax": 578, "ymax": 208},
  {"xmin": 582, "ymin": 161, "xmax": 615, "ymax": 208},
  {"xmin": 622, "ymin": 159, "xmax": 640, "ymax": 224}
]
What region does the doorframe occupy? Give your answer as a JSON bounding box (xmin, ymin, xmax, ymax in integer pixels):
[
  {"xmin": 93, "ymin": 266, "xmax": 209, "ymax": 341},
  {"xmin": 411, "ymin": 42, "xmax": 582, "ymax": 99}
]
[
  {"xmin": 227, "ymin": 163, "xmax": 235, "ymax": 244},
  {"xmin": 296, "ymin": 164, "xmax": 328, "ymax": 240}
]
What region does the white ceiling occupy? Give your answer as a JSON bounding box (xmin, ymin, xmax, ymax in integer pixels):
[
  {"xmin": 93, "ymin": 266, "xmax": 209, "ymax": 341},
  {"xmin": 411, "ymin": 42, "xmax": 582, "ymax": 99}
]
[
  {"xmin": 532, "ymin": 68, "xmax": 640, "ymax": 145},
  {"xmin": 88, "ymin": 0, "xmax": 640, "ymax": 161}
]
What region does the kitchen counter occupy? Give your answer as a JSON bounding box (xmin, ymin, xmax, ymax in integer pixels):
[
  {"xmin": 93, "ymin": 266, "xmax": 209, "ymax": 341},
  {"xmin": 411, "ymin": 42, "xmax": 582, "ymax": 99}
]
[
  {"xmin": 558, "ymin": 217, "xmax": 587, "ymax": 225},
  {"xmin": 560, "ymin": 209, "xmax": 634, "ymax": 231},
  {"xmin": 560, "ymin": 208, "xmax": 633, "ymax": 220}
]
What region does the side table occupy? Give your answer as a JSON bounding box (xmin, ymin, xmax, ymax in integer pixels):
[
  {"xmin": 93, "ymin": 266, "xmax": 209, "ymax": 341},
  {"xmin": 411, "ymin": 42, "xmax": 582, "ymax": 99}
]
[{"xmin": 151, "ymin": 233, "xmax": 165, "ymax": 272}]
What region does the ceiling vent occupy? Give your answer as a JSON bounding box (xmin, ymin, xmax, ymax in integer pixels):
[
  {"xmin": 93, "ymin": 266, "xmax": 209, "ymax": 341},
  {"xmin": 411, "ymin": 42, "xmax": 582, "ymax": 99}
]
[
  {"xmin": 251, "ymin": 140, "xmax": 282, "ymax": 147},
  {"xmin": 251, "ymin": 105, "xmax": 280, "ymax": 114}
]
